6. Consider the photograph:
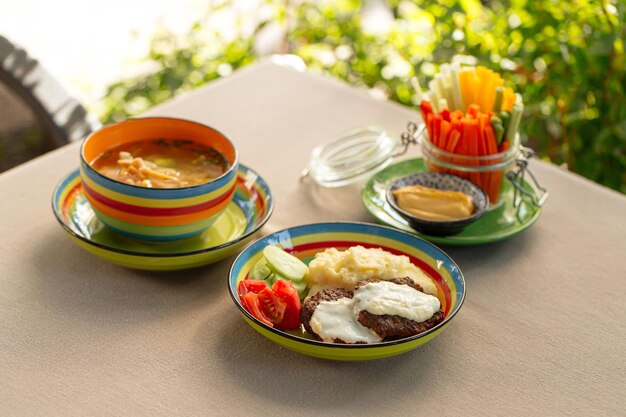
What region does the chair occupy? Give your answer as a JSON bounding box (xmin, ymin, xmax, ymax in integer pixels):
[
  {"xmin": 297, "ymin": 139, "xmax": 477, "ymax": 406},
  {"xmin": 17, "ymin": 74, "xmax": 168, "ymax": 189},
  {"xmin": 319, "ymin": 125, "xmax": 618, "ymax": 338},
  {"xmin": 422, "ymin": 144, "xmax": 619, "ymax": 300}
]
[{"xmin": 0, "ymin": 35, "xmax": 98, "ymax": 172}]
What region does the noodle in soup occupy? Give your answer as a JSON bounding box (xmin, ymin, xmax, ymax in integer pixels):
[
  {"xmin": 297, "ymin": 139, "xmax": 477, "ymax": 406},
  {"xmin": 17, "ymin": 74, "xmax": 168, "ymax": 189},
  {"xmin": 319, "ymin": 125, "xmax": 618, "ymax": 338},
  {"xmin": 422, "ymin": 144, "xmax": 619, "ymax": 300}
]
[{"xmin": 91, "ymin": 139, "xmax": 230, "ymax": 188}]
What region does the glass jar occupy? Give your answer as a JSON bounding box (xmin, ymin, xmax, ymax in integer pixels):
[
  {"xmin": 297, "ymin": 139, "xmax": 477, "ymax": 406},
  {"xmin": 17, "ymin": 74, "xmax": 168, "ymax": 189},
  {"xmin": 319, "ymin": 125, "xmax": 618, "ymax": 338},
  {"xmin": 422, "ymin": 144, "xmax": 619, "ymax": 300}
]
[
  {"xmin": 418, "ymin": 125, "xmax": 521, "ymax": 207},
  {"xmin": 302, "ymin": 126, "xmax": 400, "ymax": 188},
  {"xmin": 403, "ymin": 121, "xmax": 547, "ymax": 210}
]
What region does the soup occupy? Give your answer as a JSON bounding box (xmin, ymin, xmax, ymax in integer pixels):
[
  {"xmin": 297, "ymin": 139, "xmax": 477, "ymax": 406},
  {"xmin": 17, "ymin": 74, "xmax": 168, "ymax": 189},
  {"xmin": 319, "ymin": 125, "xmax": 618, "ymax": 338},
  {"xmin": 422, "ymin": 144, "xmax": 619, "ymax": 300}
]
[{"xmin": 91, "ymin": 139, "xmax": 230, "ymax": 188}]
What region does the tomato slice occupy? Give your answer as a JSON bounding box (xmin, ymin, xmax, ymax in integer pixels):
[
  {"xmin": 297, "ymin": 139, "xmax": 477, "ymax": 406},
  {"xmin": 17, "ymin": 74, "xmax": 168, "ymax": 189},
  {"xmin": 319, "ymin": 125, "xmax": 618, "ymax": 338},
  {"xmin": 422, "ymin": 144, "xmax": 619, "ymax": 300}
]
[
  {"xmin": 258, "ymin": 288, "xmax": 287, "ymax": 324},
  {"xmin": 237, "ymin": 279, "xmax": 268, "ymax": 298},
  {"xmin": 238, "ymin": 279, "xmax": 301, "ymax": 330},
  {"xmin": 241, "ymin": 292, "xmax": 274, "ymax": 327},
  {"xmin": 271, "ymin": 279, "xmax": 302, "ymax": 330}
]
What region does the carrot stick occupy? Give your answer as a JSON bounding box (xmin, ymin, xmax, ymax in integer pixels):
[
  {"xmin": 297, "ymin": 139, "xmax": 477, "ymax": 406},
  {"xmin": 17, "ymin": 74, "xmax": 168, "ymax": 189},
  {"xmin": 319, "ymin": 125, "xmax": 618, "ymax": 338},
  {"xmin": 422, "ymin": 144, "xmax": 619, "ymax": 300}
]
[
  {"xmin": 446, "ymin": 129, "xmax": 461, "ymax": 153},
  {"xmin": 447, "ymin": 121, "xmax": 465, "ymax": 182},
  {"xmin": 485, "ymin": 124, "xmax": 498, "ymax": 155},
  {"xmin": 468, "ymin": 120, "xmax": 479, "ymax": 157},
  {"xmin": 441, "ymin": 108, "xmax": 451, "ymax": 122},
  {"xmin": 426, "ymin": 113, "xmax": 435, "ymax": 143},
  {"xmin": 439, "ymin": 120, "xmax": 452, "ymax": 151},
  {"xmin": 467, "ymin": 120, "xmax": 482, "ymax": 189},
  {"xmin": 433, "ymin": 114, "xmax": 442, "ymax": 148},
  {"xmin": 477, "ymin": 115, "xmax": 487, "ymax": 156},
  {"xmin": 420, "ymin": 101, "xmax": 433, "ymax": 141},
  {"xmin": 477, "ymin": 114, "xmax": 491, "ymax": 197},
  {"xmin": 488, "ymin": 133, "xmax": 509, "ymax": 203},
  {"xmin": 467, "ymin": 104, "xmax": 480, "ymax": 119},
  {"xmin": 479, "ymin": 139, "xmax": 489, "ymax": 198}
]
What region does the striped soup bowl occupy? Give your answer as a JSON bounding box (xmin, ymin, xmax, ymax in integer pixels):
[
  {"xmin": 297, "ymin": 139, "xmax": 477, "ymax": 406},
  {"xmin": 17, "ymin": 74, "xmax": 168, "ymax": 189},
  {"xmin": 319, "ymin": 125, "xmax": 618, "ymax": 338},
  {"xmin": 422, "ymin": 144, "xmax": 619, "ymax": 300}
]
[
  {"xmin": 80, "ymin": 117, "xmax": 238, "ymax": 243},
  {"xmin": 229, "ymin": 222, "xmax": 466, "ymax": 361}
]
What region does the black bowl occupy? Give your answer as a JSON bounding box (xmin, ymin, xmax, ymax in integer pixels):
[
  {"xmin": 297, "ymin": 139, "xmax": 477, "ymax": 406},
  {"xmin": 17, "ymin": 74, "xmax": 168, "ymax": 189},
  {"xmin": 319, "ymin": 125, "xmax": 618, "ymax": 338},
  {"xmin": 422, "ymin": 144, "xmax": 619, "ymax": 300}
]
[{"xmin": 386, "ymin": 172, "xmax": 489, "ymax": 236}]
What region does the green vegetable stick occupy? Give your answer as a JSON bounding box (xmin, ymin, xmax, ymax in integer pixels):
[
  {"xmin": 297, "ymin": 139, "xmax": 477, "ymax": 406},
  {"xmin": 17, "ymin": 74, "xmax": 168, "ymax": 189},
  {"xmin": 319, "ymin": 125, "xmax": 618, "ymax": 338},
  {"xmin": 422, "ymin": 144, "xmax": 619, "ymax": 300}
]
[
  {"xmin": 490, "ymin": 116, "xmax": 504, "ymax": 145},
  {"xmin": 494, "ymin": 123, "xmax": 505, "ymax": 146},
  {"xmin": 493, "ymin": 87, "xmax": 504, "ymax": 113},
  {"xmin": 499, "ymin": 111, "xmax": 510, "ymax": 145},
  {"xmin": 506, "ymin": 104, "xmax": 524, "ymax": 141},
  {"xmin": 500, "ymin": 111, "xmax": 510, "ymax": 129}
]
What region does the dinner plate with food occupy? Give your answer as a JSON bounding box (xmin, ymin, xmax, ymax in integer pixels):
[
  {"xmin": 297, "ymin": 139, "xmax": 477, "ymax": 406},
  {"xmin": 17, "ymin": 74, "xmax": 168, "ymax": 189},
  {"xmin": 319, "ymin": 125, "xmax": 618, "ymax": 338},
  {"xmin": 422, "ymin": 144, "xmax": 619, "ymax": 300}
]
[{"xmin": 229, "ymin": 222, "xmax": 465, "ymax": 361}]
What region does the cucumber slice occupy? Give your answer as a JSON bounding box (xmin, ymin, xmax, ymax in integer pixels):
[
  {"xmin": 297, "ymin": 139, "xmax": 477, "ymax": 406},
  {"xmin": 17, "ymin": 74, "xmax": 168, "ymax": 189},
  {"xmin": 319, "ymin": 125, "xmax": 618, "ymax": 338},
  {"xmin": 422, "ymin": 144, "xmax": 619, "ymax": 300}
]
[
  {"xmin": 291, "ymin": 279, "xmax": 309, "ymax": 300},
  {"xmin": 266, "ymin": 273, "xmax": 277, "ymax": 286},
  {"xmin": 249, "ymin": 257, "xmax": 272, "ymax": 281},
  {"xmin": 263, "ymin": 246, "xmax": 307, "ymax": 281}
]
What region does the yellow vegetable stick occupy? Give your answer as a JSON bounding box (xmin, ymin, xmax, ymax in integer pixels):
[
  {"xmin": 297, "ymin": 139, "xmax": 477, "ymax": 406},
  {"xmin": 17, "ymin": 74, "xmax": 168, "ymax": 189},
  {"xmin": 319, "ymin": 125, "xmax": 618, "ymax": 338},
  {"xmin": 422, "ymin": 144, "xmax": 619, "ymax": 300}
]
[
  {"xmin": 486, "ymin": 71, "xmax": 501, "ymax": 112},
  {"xmin": 476, "ymin": 67, "xmax": 493, "ymax": 111},
  {"xmin": 503, "ymin": 87, "xmax": 516, "ymax": 111},
  {"xmin": 458, "ymin": 69, "xmax": 476, "ymax": 111},
  {"xmin": 475, "ymin": 67, "xmax": 485, "ymax": 83}
]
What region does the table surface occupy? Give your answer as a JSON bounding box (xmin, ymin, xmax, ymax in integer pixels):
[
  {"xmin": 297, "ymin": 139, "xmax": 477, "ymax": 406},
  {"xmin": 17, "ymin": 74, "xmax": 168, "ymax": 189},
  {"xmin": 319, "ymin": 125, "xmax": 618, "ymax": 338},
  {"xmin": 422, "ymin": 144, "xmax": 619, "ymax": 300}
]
[{"xmin": 1, "ymin": 61, "xmax": 625, "ymax": 417}]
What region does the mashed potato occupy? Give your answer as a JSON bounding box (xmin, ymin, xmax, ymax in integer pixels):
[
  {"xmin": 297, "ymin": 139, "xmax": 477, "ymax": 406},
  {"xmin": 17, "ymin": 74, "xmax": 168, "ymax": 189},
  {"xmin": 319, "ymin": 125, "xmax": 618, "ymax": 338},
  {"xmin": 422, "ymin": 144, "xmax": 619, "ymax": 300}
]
[{"xmin": 307, "ymin": 246, "xmax": 437, "ymax": 296}]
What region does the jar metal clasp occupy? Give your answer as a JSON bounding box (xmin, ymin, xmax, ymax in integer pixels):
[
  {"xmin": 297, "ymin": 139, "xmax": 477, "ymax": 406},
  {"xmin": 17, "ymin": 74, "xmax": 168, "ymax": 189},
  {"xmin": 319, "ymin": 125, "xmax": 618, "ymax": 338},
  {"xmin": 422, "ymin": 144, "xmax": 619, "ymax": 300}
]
[
  {"xmin": 508, "ymin": 147, "xmax": 549, "ymax": 208},
  {"xmin": 395, "ymin": 121, "xmax": 423, "ymax": 157}
]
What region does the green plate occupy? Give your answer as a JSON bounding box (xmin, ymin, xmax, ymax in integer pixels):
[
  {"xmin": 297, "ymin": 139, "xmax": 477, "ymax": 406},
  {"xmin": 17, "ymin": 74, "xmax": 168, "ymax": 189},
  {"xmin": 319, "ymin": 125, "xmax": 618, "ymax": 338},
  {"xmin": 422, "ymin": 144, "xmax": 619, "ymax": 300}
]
[{"xmin": 361, "ymin": 158, "xmax": 542, "ymax": 245}]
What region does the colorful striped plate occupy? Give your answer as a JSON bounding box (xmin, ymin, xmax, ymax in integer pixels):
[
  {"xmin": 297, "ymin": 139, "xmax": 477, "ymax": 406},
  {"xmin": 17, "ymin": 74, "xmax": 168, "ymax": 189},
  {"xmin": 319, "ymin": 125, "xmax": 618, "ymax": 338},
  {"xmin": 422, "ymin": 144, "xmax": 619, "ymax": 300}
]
[
  {"xmin": 229, "ymin": 222, "xmax": 465, "ymax": 361},
  {"xmin": 52, "ymin": 165, "xmax": 273, "ymax": 270}
]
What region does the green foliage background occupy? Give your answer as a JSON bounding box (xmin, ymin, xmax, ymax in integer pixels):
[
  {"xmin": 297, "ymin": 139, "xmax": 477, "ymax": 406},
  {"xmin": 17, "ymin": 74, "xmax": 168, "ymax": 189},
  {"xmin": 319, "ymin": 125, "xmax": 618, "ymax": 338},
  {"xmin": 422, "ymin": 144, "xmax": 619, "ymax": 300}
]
[{"xmin": 101, "ymin": 0, "xmax": 626, "ymax": 193}]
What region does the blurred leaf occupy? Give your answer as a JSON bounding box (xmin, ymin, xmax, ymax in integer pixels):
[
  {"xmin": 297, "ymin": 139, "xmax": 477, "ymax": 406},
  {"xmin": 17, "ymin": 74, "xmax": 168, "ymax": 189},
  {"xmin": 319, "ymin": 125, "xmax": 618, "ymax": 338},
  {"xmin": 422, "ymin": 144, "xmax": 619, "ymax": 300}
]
[{"xmin": 98, "ymin": 0, "xmax": 626, "ymax": 194}]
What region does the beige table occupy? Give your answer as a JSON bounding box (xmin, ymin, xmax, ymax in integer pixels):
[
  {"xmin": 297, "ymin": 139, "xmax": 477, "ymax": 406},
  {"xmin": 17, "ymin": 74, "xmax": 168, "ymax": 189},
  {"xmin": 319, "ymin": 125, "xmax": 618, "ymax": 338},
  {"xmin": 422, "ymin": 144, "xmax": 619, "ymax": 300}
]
[{"xmin": 1, "ymin": 61, "xmax": 625, "ymax": 416}]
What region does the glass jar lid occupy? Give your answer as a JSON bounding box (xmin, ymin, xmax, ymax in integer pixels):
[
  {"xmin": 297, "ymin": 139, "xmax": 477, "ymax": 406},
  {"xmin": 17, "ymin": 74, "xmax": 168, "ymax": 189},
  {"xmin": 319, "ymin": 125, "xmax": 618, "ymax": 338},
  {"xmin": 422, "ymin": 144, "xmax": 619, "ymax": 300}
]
[{"xmin": 303, "ymin": 126, "xmax": 399, "ymax": 187}]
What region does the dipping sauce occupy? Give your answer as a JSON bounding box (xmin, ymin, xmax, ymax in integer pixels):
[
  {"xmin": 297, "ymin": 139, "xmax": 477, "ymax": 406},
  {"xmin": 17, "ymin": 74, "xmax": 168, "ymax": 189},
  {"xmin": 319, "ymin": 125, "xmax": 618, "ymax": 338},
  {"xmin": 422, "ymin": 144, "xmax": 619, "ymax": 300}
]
[
  {"xmin": 392, "ymin": 185, "xmax": 474, "ymax": 221},
  {"xmin": 91, "ymin": 139, "xmax": 230, "ymax": 188}
]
